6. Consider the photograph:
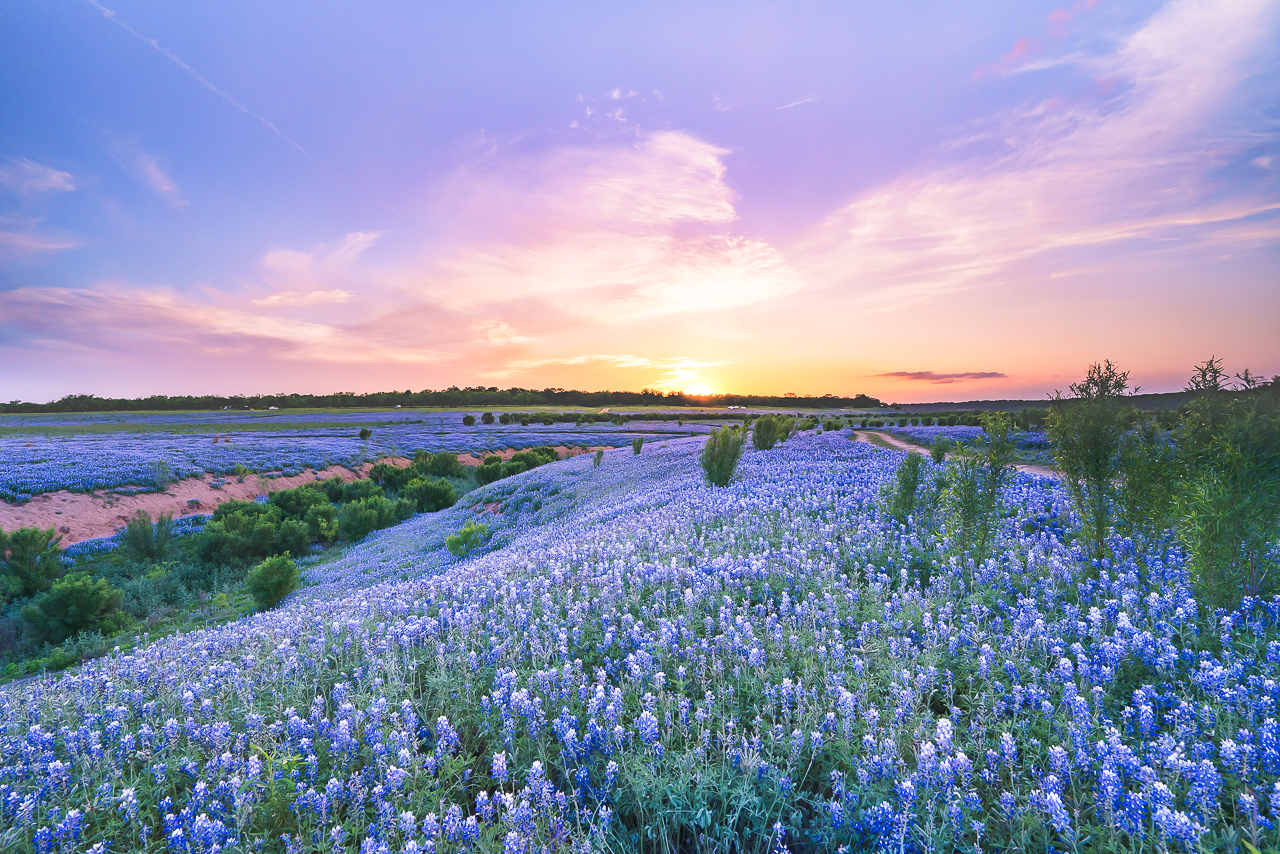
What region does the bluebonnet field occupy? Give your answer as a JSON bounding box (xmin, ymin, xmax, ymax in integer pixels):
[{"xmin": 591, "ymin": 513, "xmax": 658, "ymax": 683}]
[
  {"xmin": 887, "ymin": 425, "xmax": 1055, "ymax": 466},
  {"xmin": 0, "ymin": 412, "xmax": 709, "ymax": 502},
  {"xmin": 0, "ymin": 433, "xmax": 1275, "ymax": 853}
]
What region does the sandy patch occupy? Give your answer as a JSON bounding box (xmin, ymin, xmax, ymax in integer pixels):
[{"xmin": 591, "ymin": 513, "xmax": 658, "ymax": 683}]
[{"xmin": 0, "ymin": 458, "xmax": 412, "ymax": 546}]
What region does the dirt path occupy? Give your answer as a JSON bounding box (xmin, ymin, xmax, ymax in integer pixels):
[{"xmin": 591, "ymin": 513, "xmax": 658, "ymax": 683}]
[{"xmin": 853, "ymin": 431, "xmax": 1059, "ymax": 479}]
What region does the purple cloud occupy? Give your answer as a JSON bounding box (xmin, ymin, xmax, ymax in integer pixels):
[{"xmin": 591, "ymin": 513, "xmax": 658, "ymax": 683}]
[{"xmin": 878, "ymin": 371, "xmax": 1007, "ymax": 384}]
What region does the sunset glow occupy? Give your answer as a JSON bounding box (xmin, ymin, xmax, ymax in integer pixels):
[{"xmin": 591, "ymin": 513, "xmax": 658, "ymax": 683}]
[{"xmin": 1, "ymin": 0, "xmax": 1277, "ymax": 402}]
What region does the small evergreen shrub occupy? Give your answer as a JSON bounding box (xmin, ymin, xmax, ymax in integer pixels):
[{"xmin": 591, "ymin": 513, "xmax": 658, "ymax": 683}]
[
  {"xmin": 594, "ymin": 449, "xmax": 604, "ymax": 468},
  {"xmin": 632, "ymin": 437, "xmax": 644, "ymax": 455},
  {"xmin": 369, "ymin": 462, "xmax": 416, "ymax": 493},
  {"xmin": 122, "ymin": 510, "xmax": 175, "ymax": 562},
  {"xmin": 274, "ymin": 519, "xmax": 312, "ymax": 557},
  {"xmin": 482, "ymin": 411, "xmax": 495, "ymax": 424},
  {"xmin": 752, "ymin": 414, "xmax": 795, "ymax": 450},
  {"xmin": 21, "ymin": 572, "xmax": 125, "ymax": 645},
  {"xmin": 358, "ymin": 427, "xmax": 373, "ymax": 441},
  {"xmin": 1, "ymin": 526, "xmax": 64, "ymax": 599},
  {"xmin": 446, "ymin": 520, "xmax": 490, "ymax": 557},
  {"xmin": 245, "ymin": 554, "xmax": 300, "ymax": 611},
  {"xmin": 403, "ymin": 477, "xmax": 457, "ymax": 512},
  {"xmin": 700, "ymin": 425, "xmax": 746, "ymax": 487},
  {"xmin": 415, "ymin": 451, "xmax": 465, "ymax": 479},
  {"xmin": 462, "ymin": 414, "xmax": 476, "ymax": 426}
]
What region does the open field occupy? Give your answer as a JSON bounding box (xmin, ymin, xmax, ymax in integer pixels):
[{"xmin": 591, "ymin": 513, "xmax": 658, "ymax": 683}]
[{"xmin": 0, "ymin": 421, "xmax": 1277, "ymax": 852}]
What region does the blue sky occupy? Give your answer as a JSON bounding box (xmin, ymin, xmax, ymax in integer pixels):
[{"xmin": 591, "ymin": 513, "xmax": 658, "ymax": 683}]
[{"xmin": 1, "ymin": 0, "xmax": 1277, "ymax": 402}]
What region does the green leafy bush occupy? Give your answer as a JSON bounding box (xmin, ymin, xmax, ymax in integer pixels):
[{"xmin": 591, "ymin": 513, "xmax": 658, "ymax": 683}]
[
  {"xmin": 944, "ymin": 412, "xmax": 1015, "ymax": 561},
  {"xmin": 303, "ymin": 503, "xmax": 338, "ymax": 542},
  {"xmin": 368, "ymin": 462, "xmax": 416, "ymax": 493},
  {"xmin": 267, "ymin": 483, "xmax": 330, "ymax": 519},
  {"xmin": 1046, "ymin": 360, "xmax": 1134, "ymax": 559},
  {"xmin": 632, "ymin": 436, "xmax": 644, "ymax": 455},
  {"xmin": 481, "ymin": 411, "xmax": 495, "ymax": 424},
  {"xmin": 462, "ymin": 414, "xmax": 476, "ymax": 426},
  {"xmin": 751, "ymin": 414, "xmax": 795, "ymax": 450},
  {"xmin": 594, "ymin": 449, "xmax": 604, "ymax": 468},
  {"xmin": 245, "ymin": 554, "xmax": 300, "ymax": 611},
  {"xmin": 700, "ymin": 425, "xmax": 746, "ymax": 487},
  {"xmin": 21, "ymin": 572, "xmax": 126, "ymax": 645},
  {"xmin": 336, "ymin": 496, "xmax": 403, "ymax": 542},
  {"xmin": 415, "ymin": 450, "xmax": 465, "ymax": 479},
  {"xmin": 274, "ymin": 519, "xmax": 312, "ymax": 557},
  {"xmin": 886, "ymin": 452, "xmax": 926, "ymax": 526},
  {"xmin": 358, "ymin": 427, "xmax": 373, "ymax": 441},
  {"xmin": 121, "ymin": 510, "xmax": 175, "ymax": 562},
  {"xmin": 445, "ymin": 520, "xmax": 490, "ymax": 557},
  {"xmin": 403, "ymin": 477, "xmax": 457, "ymax": 512},
  {"xmin": 930, "ymin": 437, "xmax": 953, "ymax": 464},
  {"xmin": 1, "ymin": 526, "xmax": 64, "ymax": 598},
  {"xmin": 195, "ymin": 502, "xmax": 282, "ymax": 565}
]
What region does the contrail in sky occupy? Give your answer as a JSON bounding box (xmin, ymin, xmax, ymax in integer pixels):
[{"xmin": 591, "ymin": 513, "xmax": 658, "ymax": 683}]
[{"xmin": 83, "ymin": 0, "xmax": 324, "ymax": 168}]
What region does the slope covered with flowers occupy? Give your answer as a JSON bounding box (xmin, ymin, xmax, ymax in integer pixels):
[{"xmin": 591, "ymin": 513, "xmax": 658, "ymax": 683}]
[{"xmin": 1, "ymin": 434, "xmax": 1275, "ymax": 852}]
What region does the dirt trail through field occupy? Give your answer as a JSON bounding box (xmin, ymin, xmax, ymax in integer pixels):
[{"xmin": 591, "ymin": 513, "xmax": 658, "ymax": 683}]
[
  {"xmin": 853, "ymin": 431, "xmax": 1059, "ymax": 479},
  {"xmin": 1, "ymin": 446, "xmax": 613, "ymax": 546}
]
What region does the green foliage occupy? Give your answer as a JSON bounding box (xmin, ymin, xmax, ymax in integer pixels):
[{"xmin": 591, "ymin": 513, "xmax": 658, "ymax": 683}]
[
  {"xmin": 1115, "ymin": 419, "xmax": 1177, "ymax": 539},
  {"xmin": 150, "ymin": 460, "xmax": 175, "ymax": 491},
  {"xmin": 594, "ymin": 449, "xmax": 604, "ymax": 468},
  {"xmin": 885, "ymin": 453, "xmax": 930, "ymax": 526},
  {"xmin": 462, "ymin": 414, "xmax": 476, "ymax": 426},
  {"xmin": 321, "ymin": 477, "xmax": 382, "ymax": 504},
  {"xmin": 368, "ymin": 462, "xmax": 416, "ymax": 493},
  {"xmin": 303, "ymin": 503, "xmax": 338, "ymax": 542},
  {"xmin": 632, "ymin": 436, "xmax": 644, "ymax": 455},
  {"xmin": 274, "ymin": 519, "xmax": 312, "ymax": 558},
  {"xmin": 21, "ymin": 572, "xmax": 125, "ymax": 645},
  {"xmin": 1171, "ymin": 384, "xmax": 1280, "ymax": 609},
  {"xmin": 121, "ymin": 509, "xmax": 175, "ymax": 562},
  {"xmin": 245, "ymin": 554, "xmax": 300, "ymax": 611},
  {"xmin": 1046, "ymin": 360, "xmax": 1134, "ymax": 560},
  {"xmin": 336, "ymin": 496, "xmax": 404, "ymax": 542},
  {"xmin": 943, "ymin": 412, "xmax": 1015, "ymax": 560},
  {"xmin": 751, "ymin": 414, "xmax": 795, "ymax": 450},
  {"xmin": 930, "ymin": 436, "xmax": 953, "ymax": 464},
  {"xmin": 1, "ymin": 526, "xmax": 64, "ymax": 598},
  {"xmin": 267, "ymin": 483, "xmax": 330, "ymax": 519},
  {"xmin": 509, "ymin": 447, "xmax": 557, "ymax": 470},
  {"xmin": 499, "ymin": 413, "xmax": 511, "ymax": 424},
  {"xmin": 196, "ymin": 505, "xmax": 281, "ymax": 566},
  {"xmin": 415, "ymin": 450, "xmax": 466, "ymax": 479},
  {"xmin": 700, "ymin": 425, "xmax": 746, "ymax": 487},
  {"xmin": 481, "ymin": 411, "xmax": 495, "ymax": 424},
  {"xmin": 403, "ymin": 476, "xmax": 457, "ymax": 512},
  {"xmin": 358, "ymin": 426, "xmax": 372, "ymax": 441},
  {"xmin": 445, "ymin": 520, "xmax": 490, "ymax": 557}
]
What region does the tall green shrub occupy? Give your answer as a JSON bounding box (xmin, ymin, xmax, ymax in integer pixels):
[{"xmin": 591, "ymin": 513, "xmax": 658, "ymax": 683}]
[
  {"xmin": 632, "ymin": 436, "xmax": 644, "ymax": 455},
  {"xmin": 122, "ymin": 510, "xmax": 175, "ymax": 562},
  {"xmin": 752, "ymin": 414, "xmax": 795, "ymax": 450},
  {"xmin": 943, "ymin": 412, "xmax": 1015, "ymax": 560},
  {"xmin": 1, "ymin": 526, "xmax": 64, "ymax": 598},
  {"xmin": 446, "ymin": 520, "xmax": 490, "ymax": 557},
  {"xmin": 1171, "ymin": 372, "xmax": 1280, "ymax": 609},
  {"xmin": 245, "ymin": 554, "xmax": 300, "ymax": 610},
  {"xmin": 700, "ymin": 425, "xmax": 746, "ymax": 487},
  {"xmin": 21, "ymin": 572, "xmax": 125, "ymax": 645},
  {"xmin": 1046, "ymin": 360, "xmax": 1134, "ymax": 560},
  {"xmin": 403, "ymin": 477, "xmax": 457, "ymax": 512}
]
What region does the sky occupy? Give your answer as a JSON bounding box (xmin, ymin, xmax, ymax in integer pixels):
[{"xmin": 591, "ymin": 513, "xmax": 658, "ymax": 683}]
[{"xmin": 0, "ymin": 0, "xmax": 1277, "ymax": 404}]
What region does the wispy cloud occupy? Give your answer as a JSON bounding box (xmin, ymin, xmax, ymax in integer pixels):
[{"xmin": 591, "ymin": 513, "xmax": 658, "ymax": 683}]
[
  {"xmin": 0, "ymin": 232, "xmax": 82, "ymax": 254},
  {"xmin": 0, "ymin": 158, "xmax": 75, "ymax": 194},
  {"xmin": 129, "ymin": 149, "xmax": 186, "ymax": 207},
  {"xmin": 778, "ymin": 95, "xmax": 817, "ymax": 110},
  {"xmin": 807, "ymin": 0, "xmax": 1280, "ymax": 312},
  {"xmin": 878, "ymin": 370, "xmax": 1007, "ymax": 384}
]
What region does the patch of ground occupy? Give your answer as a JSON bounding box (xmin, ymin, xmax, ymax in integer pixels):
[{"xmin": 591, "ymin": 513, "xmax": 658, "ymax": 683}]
[
  {"xmin": 852, "ymin": 430, "xmax": 1059, "ymax": 478},
  {"xmin": 0, "ymin": 459, "xmax": 408, "ymax": 546}
]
